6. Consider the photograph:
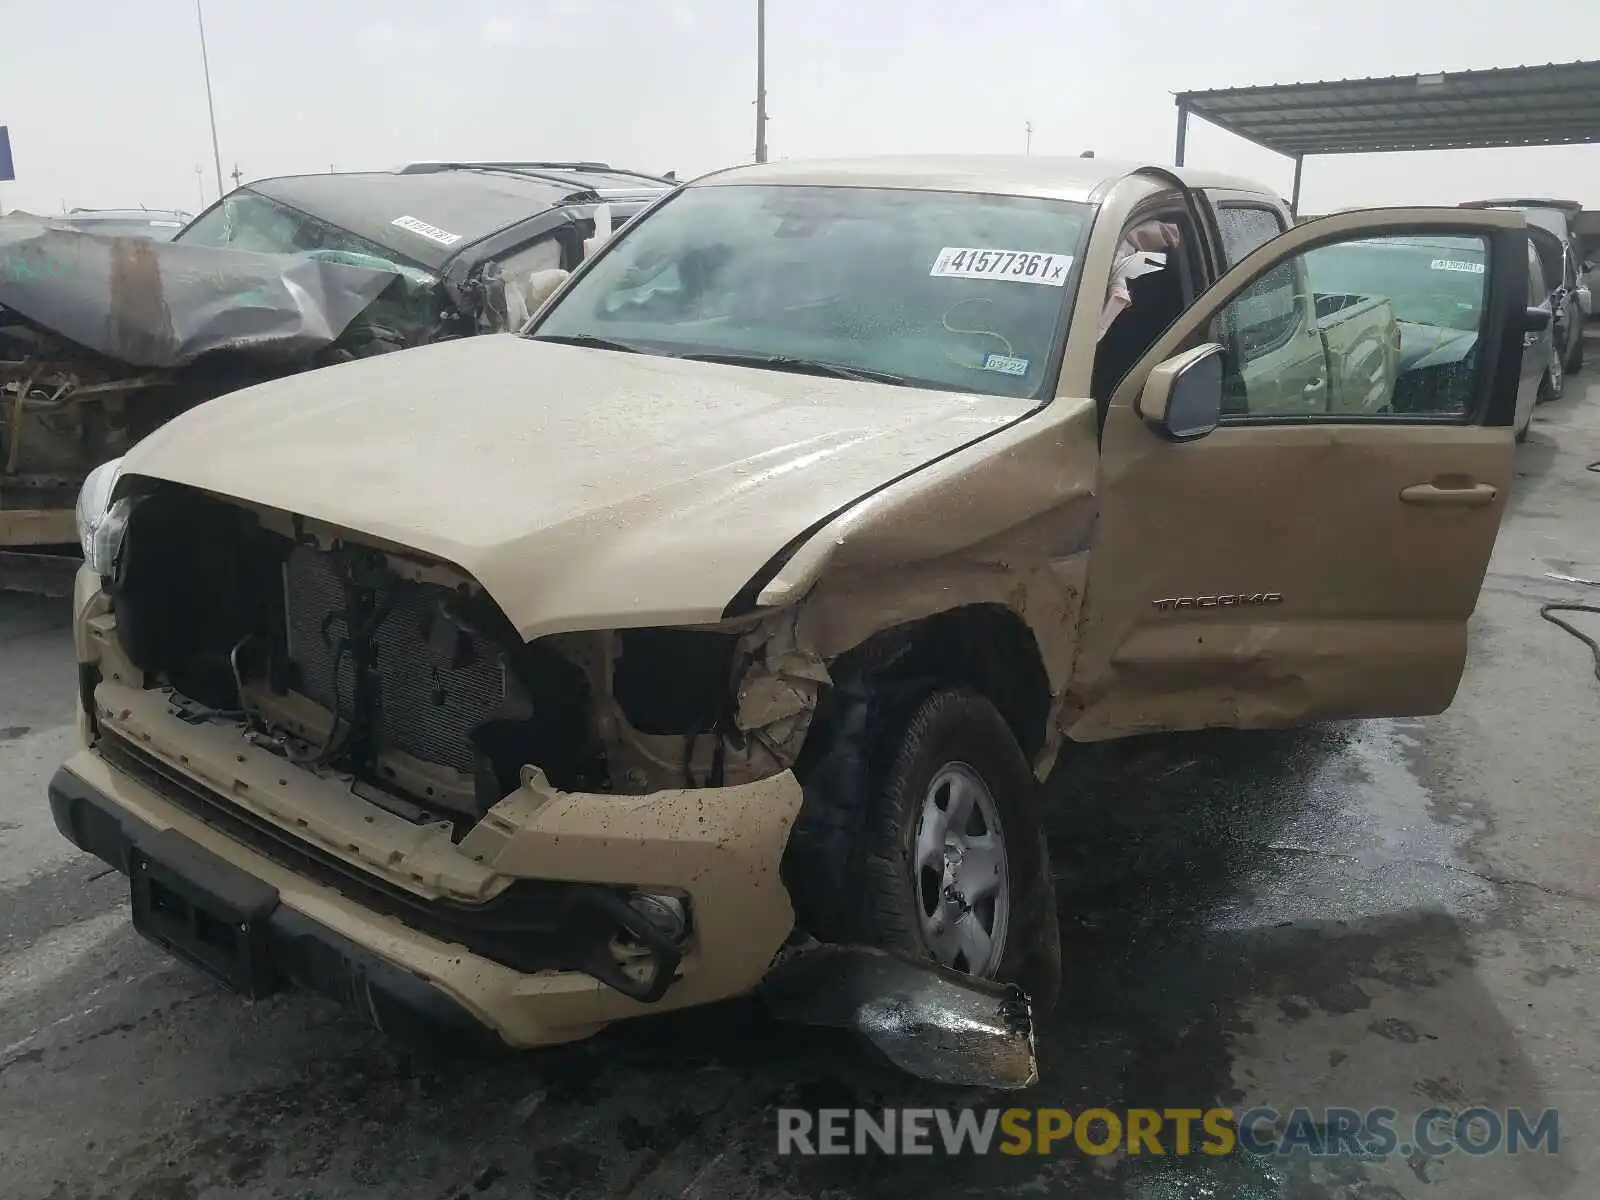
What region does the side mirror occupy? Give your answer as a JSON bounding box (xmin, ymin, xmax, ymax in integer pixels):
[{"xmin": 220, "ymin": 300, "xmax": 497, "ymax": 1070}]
[
  {"xmin": 1523, "ymin": 306, "xmax": 1551, "ymax": 333},
  {"xmin": 1137, "ymin": 344, "xmax": 1224, "ymax": 441}
]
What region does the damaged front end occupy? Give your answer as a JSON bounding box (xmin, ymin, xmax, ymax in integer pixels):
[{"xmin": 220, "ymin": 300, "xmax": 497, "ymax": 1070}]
[{"xmin": 83, "ymin": 481, "xmax": 1040, "ymax": 1086}]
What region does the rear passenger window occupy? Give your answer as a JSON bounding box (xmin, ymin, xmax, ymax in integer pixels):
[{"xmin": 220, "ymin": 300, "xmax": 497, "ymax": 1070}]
[
  {"xmin": 1207, "ymin": 209, "xmax": 1295, "ymax": 395},
  {"xmin": 1210, "ymin": 207, "xmax": 1298, "ymax": 385},
  {"xmin": 1215, "ymin": 206, "xmax": 1286, "ymax": 267}
]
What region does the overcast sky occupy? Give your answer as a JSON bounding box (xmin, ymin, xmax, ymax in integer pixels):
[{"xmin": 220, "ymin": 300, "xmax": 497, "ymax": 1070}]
[{"xmin": 2, "ymin": 0, "xmax": 1597, "ymax": 216}]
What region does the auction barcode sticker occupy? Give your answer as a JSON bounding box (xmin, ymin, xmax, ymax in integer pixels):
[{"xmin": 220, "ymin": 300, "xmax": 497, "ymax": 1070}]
[
  {"xmin": 1430, "ymin": 258, "xmax": 1484, "ymax": 274},
  {"xmin": 931, "ymin": 248, "xmax": 1072, "ymax": 286},
  {"xmin": 392, "ymin": 215, "xmax": 464, "ymax": 247}
]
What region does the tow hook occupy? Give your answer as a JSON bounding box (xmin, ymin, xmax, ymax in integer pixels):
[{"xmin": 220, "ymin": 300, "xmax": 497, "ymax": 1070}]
[{"xmin": 760, "ymin": 941, "xmax": 1038, "ymax": 1090}]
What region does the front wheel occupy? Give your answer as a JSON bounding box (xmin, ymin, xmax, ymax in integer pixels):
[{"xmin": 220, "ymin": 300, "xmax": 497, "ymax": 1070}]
[{"xmin": 859, "ymin": 689, "xmax": 1062, "ymax": 1016}]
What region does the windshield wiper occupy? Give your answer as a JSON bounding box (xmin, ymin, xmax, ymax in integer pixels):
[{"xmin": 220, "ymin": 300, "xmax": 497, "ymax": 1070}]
[
  {"xmin": 678, "ymin": 352, "xmax": 907, "ymax": 385},
  {"xmin": 530, "ymin": 332, "xmax": 644, "ymax": 353}
]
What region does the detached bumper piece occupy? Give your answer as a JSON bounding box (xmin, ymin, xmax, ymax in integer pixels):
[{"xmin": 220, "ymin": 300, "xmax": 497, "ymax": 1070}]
[{"xmin": 761, "ymin": 942, "xmax": 1039, "ymax": 1090}]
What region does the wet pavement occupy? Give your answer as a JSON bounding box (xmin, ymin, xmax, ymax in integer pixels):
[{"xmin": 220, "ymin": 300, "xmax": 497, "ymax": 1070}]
[{"xmin": 3, "ymin": 354, "xmax": 1600, "ymax": 1199}]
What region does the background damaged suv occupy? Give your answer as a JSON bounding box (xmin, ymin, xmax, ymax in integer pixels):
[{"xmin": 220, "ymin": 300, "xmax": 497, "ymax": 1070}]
[
  {"xmin": 1, "ymin": 161, "xmax": 671, "ymax": 597},
  {"xmin": 51, "ymin": 156, "xmax": 1533, "ymax": 1087}
]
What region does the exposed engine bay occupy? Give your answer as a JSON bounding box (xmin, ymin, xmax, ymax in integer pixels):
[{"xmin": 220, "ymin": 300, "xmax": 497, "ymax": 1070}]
[{"xmin": 109, "ymin": 484, "xmax": 830, "ymax": 837}]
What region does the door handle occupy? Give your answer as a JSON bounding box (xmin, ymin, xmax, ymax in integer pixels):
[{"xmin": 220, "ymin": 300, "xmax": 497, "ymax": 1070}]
[{"xmin": 1399, "ymin": 482, "xmax": 1498, "ymax": 507}]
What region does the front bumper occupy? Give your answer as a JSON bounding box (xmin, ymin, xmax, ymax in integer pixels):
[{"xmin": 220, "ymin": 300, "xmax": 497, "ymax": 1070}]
[
  {"xmin": 50, "ymin": 764, "xmax": 493, "ymax": 1044},
  {"xmin": 51, "ymin": 741, "xmax": 803, "ymax": 1048}
]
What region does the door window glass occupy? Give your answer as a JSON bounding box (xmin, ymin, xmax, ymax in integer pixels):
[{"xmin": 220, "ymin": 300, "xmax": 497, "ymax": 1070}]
[
  {"xmin": 1211, "ymin": 233, "xmax": 1490, "ymax": 420},
  {"xmin": 1215, "ymin": 206, "xmax": 1285, "ymax": 267}
]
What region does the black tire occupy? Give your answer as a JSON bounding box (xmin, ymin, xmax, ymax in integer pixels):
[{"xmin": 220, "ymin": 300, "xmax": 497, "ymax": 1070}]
[{"xmin": 858, "ymin": 689, "xmax": 1062, "ymax": 1016}]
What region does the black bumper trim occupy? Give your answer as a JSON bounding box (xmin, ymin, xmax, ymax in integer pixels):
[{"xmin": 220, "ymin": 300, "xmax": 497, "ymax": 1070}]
[{"xmin": 50, "ymin": 764, "xmax": 497, "ymax": 1045}]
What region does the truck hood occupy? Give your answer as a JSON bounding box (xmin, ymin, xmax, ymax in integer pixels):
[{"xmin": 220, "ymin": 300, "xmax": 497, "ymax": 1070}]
[{"xmin": 121, "ymin": 335, "xmax": 1029, "ymax": 638}]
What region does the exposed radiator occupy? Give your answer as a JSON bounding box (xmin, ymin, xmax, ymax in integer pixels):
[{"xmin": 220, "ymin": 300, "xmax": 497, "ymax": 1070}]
[{"xmin": 281, "ymin": 545, "xmax": 511, "ymax": 776}]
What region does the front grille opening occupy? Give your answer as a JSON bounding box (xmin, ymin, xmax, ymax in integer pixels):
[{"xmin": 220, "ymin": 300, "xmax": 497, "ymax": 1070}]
[{"xmin": 111, "ymin": 483, "xmax": 607, "ymax": 828}]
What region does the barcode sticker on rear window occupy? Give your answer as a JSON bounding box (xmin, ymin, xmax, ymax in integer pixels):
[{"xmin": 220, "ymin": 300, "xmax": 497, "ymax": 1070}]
[
  {"xmin": 930, "ymin": 248, "xmax": 1072, "ymax": 286},
  {"xmin": 1430, "ymin": 259, "xmax": 1485, "ymax": 274},
  {"xmin": 392, "ymin": 215, "xmax": 463, "ymax": 246}
]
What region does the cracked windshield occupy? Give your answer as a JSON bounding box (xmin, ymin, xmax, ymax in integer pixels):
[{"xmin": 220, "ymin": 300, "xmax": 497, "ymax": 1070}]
[{"xmin": 533, "ymin": 184, "xmax": 1091, "ymax": 398}]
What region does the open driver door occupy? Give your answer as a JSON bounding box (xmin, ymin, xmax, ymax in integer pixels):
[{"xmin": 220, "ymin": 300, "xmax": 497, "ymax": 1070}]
[{"xmin": 1066, "ymin": 207, "xmax": 1533, "ymax": 741}]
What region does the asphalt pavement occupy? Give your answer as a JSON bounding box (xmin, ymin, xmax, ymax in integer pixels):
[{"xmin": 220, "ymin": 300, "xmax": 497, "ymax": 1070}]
[{"xmin": 3, "ymin": 347, "xmax": 1600, "ymax": 1200}]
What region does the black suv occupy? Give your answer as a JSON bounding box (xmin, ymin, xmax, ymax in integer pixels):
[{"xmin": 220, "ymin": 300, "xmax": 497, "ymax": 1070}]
[
  {"xmin": 0, "ymin": 162, "xmax": 675, "ymax": 595},
  {"xmin": 175, "ymin": 161, "xmax": 677, "ymax": 346}
]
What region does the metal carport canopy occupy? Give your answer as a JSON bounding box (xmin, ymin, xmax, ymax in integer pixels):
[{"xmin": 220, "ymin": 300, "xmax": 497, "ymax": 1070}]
[{"xmin": 1173, "ymin": 60, "xmax": 1600, "ymax": 216}]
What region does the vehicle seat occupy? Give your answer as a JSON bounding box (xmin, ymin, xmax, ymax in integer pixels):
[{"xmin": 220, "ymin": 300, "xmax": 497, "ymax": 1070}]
[{"xmin": 1091, "ymin": 264, "xmax": 1187, "ymax": 427}]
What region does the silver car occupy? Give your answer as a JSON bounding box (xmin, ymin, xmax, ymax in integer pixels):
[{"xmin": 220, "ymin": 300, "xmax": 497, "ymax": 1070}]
[
  {"xmin": 1516, "ymin": 239, "xmax": 1556, "ymax": 440},
  {"xmin": 1462, "ymin": 199, "xmax": 1585, "ymax": 382}
]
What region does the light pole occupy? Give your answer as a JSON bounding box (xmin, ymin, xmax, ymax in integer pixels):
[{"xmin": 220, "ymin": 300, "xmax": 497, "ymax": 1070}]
[
  {"xmin": 196, "ymin": 0, "xmax": 224, "ymax": 202},
  {"xmin": 754, "ymin": 0, "xmax": 768, "ymax": 164},
  {"xmin": 194, "ymin": 165, "xmax": 205, "ymax": 211},
  {"xmin": 1025, "ymin": 121, "xmax": 1033, "ymax": 155}
]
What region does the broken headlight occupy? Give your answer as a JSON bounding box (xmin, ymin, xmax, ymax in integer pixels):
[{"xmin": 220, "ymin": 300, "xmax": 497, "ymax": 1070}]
[{"xmin": 75, "ymin": 457, "xmax": 131, "ymax": 576}]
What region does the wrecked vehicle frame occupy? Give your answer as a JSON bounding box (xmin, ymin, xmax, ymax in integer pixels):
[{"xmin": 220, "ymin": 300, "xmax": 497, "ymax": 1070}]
[
  {"xmin": 2, "ymin": 162, "xmax": 674, "ymax": 594},
  {"xmin": 51, "ymin": 156, "xmax": 1530, "ymax": 1088}
]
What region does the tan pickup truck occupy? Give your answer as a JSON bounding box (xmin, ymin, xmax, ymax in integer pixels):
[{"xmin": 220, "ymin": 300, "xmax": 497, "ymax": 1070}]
[{"xmin": 49, "ymin": 156, "xmax": 1540, "ymax": 1087}]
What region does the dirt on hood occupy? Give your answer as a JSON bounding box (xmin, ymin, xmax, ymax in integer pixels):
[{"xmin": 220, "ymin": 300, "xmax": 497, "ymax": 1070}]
[{"xmin": 118, "ymin": 335, "xmax": 1034, "ymax": 638}]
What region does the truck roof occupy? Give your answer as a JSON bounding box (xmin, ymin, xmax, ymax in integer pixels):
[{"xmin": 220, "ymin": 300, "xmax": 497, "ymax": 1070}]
[{"xmin": 691, "ymin": 155, "xmax": 1273, "ymax": 205}]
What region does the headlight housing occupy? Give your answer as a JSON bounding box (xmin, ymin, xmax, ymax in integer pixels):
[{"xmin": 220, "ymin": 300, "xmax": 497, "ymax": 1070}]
[{"xmin": 75, "ymin": 457, "xmax": 130, "ymax": 577}]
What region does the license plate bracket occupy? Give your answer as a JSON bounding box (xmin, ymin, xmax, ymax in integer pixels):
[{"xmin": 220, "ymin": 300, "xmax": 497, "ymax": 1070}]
[{"xmin": 129, "ymin": 828, "xmax": 282, "ymax": 999}]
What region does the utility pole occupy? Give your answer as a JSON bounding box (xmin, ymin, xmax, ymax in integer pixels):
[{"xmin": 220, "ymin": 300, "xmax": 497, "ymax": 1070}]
[
  {"xmin": 230, "ymin": 163, "xmax": 242, "ymax": 189},
  {"xmin": 194, "ymin": 165, "xmax": 205, "ymax": 211},
  {"xmin": 196, "ymin": 0, "xmax": 224, "ymax": 201},
  {"xmin": 754, "ymin": 0, "xmax": 768, "ymax": 164},
  {"xmin": 1025, "ymin": 121, "xmax": 1033, "ymax": 155}
]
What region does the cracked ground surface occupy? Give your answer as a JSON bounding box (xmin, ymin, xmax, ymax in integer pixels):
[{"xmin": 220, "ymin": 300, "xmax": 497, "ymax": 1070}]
[{"xmin": 3, "ymin": 346, "xmax": 1600, "ymax": 1199}]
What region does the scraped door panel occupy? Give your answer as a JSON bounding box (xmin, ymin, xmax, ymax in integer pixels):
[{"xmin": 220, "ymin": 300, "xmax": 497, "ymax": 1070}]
[{"xmin": 1068, "ymin": 212, "xmax": 1525, "ymax": 741}]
